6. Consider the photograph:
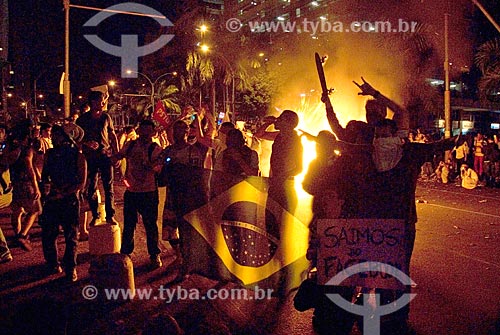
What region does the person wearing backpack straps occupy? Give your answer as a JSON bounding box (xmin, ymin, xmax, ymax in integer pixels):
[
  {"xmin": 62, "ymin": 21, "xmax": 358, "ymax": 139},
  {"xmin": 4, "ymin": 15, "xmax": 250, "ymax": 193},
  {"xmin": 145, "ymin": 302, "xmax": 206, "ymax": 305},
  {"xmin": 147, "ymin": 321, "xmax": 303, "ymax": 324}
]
[{"xmin": 113, "ymin": 120, "xmax": 164, "ymax": 269}]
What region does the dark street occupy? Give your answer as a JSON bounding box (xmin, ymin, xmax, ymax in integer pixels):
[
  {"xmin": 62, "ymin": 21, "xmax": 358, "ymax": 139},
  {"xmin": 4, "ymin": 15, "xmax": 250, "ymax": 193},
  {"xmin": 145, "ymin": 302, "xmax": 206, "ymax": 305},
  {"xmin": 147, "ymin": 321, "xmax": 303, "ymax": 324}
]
[{"xmin": 0, "ymin": 180, "xmax": 498, "ymax": 335}]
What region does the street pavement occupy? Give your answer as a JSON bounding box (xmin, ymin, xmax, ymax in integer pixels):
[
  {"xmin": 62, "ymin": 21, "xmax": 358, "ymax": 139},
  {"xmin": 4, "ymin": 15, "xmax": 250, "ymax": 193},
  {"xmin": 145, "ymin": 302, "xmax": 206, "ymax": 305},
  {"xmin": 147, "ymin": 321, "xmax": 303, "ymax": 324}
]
[{"xmin": 0, "ymin": 180, "xmax": 499, "ymax": 335}]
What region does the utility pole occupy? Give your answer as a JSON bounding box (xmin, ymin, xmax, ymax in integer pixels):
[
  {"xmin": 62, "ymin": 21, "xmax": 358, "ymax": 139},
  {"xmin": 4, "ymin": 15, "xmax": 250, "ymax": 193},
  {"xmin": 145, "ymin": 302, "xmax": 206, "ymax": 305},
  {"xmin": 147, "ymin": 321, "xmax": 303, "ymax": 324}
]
[
  {"xmin": 63, "ymin": 0, "xmax": 71, "ymax": 118},
  {"xmin": 62, "ymin": 2, "xmax": 169, "ymax": 118},
  {"xmin": 471, "ymin": 0, "xmax": 500, "ymax": 33},
  {"xmin": 444, "ymin": 13, "xmax": 451, "ymax": 139}
]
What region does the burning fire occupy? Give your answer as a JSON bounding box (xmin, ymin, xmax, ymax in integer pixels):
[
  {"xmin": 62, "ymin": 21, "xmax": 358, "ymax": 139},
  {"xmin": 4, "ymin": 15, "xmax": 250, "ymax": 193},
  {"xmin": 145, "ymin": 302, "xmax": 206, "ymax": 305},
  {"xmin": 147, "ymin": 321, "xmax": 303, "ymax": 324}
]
[{"xmin": 293, "ymin": 101, "xmax": 331, "ymax": 199}]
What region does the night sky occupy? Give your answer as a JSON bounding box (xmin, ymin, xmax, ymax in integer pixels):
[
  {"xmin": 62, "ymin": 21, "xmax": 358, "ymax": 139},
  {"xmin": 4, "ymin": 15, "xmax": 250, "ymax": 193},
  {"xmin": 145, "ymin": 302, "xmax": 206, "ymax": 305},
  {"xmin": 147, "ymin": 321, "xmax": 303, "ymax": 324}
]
[
  {"xmin": 6, "ymin": 0, "xmax": 500, "ymax": 103},
  {"xmin": 8, "ymin": 0, "xmax": 176, "ymax": 97}
]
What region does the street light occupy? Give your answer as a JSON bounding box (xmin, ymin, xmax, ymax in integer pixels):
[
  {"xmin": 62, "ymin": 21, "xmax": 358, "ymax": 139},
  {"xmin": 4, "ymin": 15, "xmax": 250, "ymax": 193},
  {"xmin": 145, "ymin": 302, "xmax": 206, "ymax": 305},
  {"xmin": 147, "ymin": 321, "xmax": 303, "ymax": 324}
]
[
  {"xmin": 200, "ymin": 44, "xmax": 210, "ymax": 53},
  {"xmin": 20, "ymin": 100, "xmax": 29, "ymax": 118},
  {"xmin": 126, "ymin": 70, "xmax": 177, "ymax": 111},
  {"xmin": 199, "ymin": 24, "xmax": 208, "ymax": 33}
]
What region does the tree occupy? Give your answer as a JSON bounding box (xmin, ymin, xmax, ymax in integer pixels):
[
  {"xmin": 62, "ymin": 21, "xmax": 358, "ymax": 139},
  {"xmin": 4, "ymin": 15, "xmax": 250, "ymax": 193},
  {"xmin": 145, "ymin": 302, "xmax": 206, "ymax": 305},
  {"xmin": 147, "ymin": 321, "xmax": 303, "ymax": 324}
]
[
  {"xmin": 157, "ymin": 81, "xmax": 181, "ymax": 114},
  {"xmin": 237, "ymin": 69, "xmax": 277, "ymax": 119},
  {"xmin": 475, "ymin": 38, "xmax": 500, "ymax": 103},
  {"xmin": 180, "ymin": 51, "xmax": 214, "ymax": 107}
]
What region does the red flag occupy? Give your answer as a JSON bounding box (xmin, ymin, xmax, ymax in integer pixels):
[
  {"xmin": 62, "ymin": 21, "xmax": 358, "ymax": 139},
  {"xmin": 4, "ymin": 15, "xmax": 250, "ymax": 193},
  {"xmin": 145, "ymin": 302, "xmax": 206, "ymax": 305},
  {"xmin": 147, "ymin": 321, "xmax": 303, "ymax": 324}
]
[{"xmin": 152, "ymin": 100, "xmax": 171, "ymax": 130}]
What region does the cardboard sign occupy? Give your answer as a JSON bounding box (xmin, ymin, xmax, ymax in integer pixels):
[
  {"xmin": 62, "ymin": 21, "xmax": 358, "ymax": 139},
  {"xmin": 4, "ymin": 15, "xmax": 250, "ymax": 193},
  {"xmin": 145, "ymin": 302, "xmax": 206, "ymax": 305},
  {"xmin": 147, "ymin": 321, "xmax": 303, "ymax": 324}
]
[{"xmin": 317, "ymin": 218, "xmax": 407, "ymax": 290}]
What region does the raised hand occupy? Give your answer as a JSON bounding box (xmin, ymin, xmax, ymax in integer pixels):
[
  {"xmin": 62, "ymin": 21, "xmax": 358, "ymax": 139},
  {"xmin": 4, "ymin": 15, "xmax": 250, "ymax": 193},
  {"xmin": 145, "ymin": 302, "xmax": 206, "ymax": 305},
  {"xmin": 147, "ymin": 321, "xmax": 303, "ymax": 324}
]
[
  {"xmin": 321, "ymin": 92, "xmax": 330, "ymax": 104},
  {"xmin": 353, "ymin": 77, "xmax": 378, "ymax": 96}
]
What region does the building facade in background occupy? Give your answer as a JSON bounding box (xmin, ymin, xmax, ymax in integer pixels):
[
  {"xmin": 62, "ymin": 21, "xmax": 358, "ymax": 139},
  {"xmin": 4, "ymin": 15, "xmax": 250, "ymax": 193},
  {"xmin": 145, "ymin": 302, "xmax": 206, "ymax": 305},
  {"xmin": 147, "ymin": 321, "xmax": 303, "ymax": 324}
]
[{"xmin": 224, "ymin": 0, "xmax": 339, "ymax": 25}]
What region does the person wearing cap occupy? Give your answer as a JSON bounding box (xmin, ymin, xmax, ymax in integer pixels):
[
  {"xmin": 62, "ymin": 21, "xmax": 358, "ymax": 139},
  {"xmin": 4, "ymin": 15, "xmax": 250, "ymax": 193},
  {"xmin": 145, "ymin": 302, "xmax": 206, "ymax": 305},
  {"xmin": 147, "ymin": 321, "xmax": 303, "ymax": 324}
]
[
  {"xmin": 40, "ymin": 124, "xmax": 87, "ymax": 282},
  {"xmin": 254, "ymin": 110, "xmax": 303, "ymax": 213},
  {"xmin": 76, "ymin": 90, "xmax": 120, "ymax": 225}
]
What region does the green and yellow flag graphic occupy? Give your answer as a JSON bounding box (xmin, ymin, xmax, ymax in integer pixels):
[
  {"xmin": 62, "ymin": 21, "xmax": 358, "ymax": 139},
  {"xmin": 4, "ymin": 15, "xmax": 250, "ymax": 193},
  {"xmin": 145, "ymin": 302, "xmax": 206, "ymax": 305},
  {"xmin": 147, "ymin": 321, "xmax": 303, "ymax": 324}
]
[{"xmin": 172, "ymin": 170, "xmax": 312, "ymax": 291}]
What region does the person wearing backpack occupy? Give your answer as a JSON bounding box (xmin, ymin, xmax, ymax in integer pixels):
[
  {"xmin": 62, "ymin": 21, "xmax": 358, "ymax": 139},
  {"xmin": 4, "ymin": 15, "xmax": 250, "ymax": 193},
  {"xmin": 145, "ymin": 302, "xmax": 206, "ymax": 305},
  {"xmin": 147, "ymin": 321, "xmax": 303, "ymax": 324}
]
[
  {"xmin": 113, "ymin": 120, "xmax": 163, "ymax": 269},
  {"xmin": 41, "ymin": 124, "xmax": 87, "ymax": 282}
]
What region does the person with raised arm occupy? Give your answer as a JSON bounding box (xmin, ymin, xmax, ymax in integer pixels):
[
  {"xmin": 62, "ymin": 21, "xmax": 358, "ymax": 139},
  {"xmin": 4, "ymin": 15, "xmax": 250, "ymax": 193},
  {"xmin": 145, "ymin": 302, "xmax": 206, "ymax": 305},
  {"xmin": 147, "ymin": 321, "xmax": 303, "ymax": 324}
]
[{"xmin": 254, "ymin": 110, "xmax": 303, "ymax": 213}]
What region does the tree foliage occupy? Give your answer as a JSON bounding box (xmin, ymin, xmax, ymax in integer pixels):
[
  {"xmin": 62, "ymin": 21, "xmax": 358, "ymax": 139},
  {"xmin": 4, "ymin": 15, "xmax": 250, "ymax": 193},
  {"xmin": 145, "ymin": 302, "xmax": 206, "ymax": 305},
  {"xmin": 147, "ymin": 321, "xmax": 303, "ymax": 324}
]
[
  {"xmin": 236, "ymin": 69, "xmax": 277, "ymax": 119},
  {"xmin": 475, "ymin": 38, "xmax": 500, "ymax": 103}
]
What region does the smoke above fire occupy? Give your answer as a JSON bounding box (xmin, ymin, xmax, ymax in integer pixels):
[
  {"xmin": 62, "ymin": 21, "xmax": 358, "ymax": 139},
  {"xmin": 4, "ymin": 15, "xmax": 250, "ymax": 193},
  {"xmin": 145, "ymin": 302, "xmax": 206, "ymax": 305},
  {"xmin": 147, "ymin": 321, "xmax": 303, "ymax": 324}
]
[
  {"xmin": 255, "ymin": 0, "xmax": 474, "ymax": 177},
  {"xmin": 266, "ymin": 0, "xmax": 474, "ymax": 130}
]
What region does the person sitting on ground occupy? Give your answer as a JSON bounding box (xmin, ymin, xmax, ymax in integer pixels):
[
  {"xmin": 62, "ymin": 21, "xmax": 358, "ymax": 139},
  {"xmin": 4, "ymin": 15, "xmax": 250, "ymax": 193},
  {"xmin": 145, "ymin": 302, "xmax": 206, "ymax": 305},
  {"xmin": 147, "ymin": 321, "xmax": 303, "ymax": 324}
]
[
  {"xmin": 435, "ymin": 160, "xmax": 451, "ymax": 184},
  {"xmin": 460, "ymin": 164, "xmax": 479, "ymax": 190}
]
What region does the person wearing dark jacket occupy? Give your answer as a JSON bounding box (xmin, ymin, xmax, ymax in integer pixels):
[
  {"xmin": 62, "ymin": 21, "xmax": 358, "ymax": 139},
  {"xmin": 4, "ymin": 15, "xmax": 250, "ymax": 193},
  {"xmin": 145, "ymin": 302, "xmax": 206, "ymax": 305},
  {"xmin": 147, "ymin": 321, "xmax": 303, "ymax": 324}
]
[{"xmin": 41, "ymin": 124, "xmax": 87, "ymax": 282}]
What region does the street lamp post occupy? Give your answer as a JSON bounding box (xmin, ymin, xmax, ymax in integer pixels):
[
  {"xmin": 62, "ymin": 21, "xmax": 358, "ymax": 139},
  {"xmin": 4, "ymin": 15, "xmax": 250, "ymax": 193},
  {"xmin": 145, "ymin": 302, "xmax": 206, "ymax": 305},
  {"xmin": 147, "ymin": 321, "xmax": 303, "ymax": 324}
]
[
  {"xmin": 20, "ymin": 100, "xmax": 29, "ymax": 119},
  {"xmin": 126, "ymin": 70, "xmax": 177, "ymax": 111},
  {"xmin": 444, "ymin": 13, "xmax": 451, "ymax": 139},
  {"xmin": 63, "ymin": 0, "xmax": 71, "ymax": 119}
]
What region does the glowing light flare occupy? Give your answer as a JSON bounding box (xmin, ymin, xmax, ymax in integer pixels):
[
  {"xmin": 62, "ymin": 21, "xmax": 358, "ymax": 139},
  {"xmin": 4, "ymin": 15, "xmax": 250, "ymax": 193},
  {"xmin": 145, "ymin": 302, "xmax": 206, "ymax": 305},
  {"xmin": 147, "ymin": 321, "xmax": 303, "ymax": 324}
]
[
  {"xmin": 200, "ymin": 44, "xmax": 210, "ymax": 53},
  {"xmin": 199, "ymin": 24, "xmax": 208, "ymax": 33},
  {"xmin": 293, "ymin": 101, "xmax": 332, "ymax": 200},
  {"xmin": 294, "ymin": 135, "xmax": 317, "ymax": 200}
]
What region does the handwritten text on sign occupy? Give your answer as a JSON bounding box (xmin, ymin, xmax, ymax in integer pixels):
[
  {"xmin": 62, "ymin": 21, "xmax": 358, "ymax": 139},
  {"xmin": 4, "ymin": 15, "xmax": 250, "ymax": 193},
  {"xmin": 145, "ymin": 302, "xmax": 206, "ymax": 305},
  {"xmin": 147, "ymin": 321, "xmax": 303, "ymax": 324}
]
[{"xmin": 317, "ymin": 219, "xmax": 407, "ymax": 290}]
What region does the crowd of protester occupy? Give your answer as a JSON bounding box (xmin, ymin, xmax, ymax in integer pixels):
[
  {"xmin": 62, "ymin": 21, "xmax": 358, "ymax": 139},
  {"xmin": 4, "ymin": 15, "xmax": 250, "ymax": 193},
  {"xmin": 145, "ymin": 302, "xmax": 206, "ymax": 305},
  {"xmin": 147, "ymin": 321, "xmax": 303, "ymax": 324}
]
[
  {"xmin": 412, "ymin": 129, "xmax": 500, "ymax": 189},
  {"xmin": 0, "ymin": 92, "xmax": 267, "ymax": 276},
  {"xmin": 1, "ymin": 80, "xmax": 499, "ymax": 334}
]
